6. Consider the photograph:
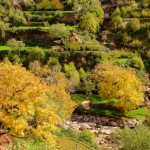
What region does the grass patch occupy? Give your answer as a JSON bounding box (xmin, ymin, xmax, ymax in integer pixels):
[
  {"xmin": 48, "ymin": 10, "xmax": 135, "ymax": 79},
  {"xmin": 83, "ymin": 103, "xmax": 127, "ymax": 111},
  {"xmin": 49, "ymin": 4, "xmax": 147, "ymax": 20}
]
[
  {"xmin": 72, "ymin": 94, "xmax": 117, "ymax": 105},
  {"xmin": 125, "ymin": 107, "xmax": 149, "ymax": 120},
  {"xmin": 73, "ymin": 94, "xmax": 149, "ymax": 119},
  {"xmin": 57, "ymin": 137, "xmax": 92, "ymax": 150},
  {"xmin": 4, "ymin": 137, "xmax": 95, "ymax": 150},
  {"xmin": 24, "ymin": 10, "xmax": 75, "ymax": 15},
  {"xmin": 0, "ymin": 46, "xmax": 11, "ymax": 51},
  {"xmin": 0, "ymin": 46, "xmax": 49, "ymax": 51},
  {"xmin": 7, "ymin": 26, "xmax": 78, "ymax": 32}
]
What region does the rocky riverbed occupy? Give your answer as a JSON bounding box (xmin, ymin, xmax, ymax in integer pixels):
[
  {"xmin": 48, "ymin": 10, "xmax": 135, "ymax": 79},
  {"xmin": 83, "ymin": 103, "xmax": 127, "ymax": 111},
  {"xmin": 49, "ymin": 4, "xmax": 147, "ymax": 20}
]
[{"xmin": 61, "ymin": 114, "xmax": 144, "ymax": 149}]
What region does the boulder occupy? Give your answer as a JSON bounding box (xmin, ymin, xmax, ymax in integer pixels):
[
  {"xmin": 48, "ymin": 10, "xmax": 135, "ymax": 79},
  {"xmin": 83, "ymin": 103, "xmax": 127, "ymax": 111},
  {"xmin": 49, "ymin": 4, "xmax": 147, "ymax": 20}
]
[
  {"xmin": 0, "ymin": 146, "xmax": 8, "ymax": 150},
  {"xmin": 0, "ymin": 134, "xmax": 12, "ymax": 145},
  {"xmin": 81, "ymin": 100, "xmax": 90, "ymax": 110},
  {"xmin": 79, "ymin": 125, "xmax": 87, "ymax": 131}
]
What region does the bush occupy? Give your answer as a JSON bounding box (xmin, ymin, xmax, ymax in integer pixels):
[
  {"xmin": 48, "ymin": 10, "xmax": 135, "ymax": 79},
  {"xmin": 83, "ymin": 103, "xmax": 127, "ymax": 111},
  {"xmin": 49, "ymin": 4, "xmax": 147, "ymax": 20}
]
[
  {"xmin": 112, "ymin": 16, "xmax": 123, "ymax": 28},
  {"xmin": 130, "ymin": 39, "xmax": 142, "ymax": 48},
  {"xmin": 78, "ymin": 130, "xmax": 96, "ymax": 144},
  {"xmin": 11, "ymin": 10, "xmax": 27, "ymax": 26},
  {"xmin": 127, "ymin": 18, "xmax": 141, "ymax": 32},
  {"xmin": 0, "ymin": 21, "xmax": 6, "ymax": 38},
  {"xmin": 122, "ymin": 32, "xmax": 132, "ymax": 45},
  {"xmin": 129, "ymin": 56, "xmax": 144, "ymax": 70},
  {"xmin": 11, "ymin": 138, "xmax": 47, "ymax": 150},
  {"xmin": 112, "ymin": 125, "xmax": 150, "ymax": 150},
  {"xmin": 47, "ymin": 57, "xmax": 60, "ymax": 67},
  {"xmin": 6, "ymin": 38, "xmax": 25, "ymax": 51},
  {"xmin": 112, "ymin": 7, "xmax": 121, "ymax": 17},
  {"xmin": 79, "ymin": 13, "xmax": 99, "ymax": 33},
  {"xmin": 93, "ymin": 62, "xmax": 144, "ymax": 113},
  {"xmin": 28, "ymin": 47, "xmax": 45, "ymax": 62},
  {"xmin": 36, "ymin": 0, "xmax": 64, "ymax": 10},
  {"xmin": 49, "ymin": 24, "xmax": 70, "ymax": 39},
  {"xmin": 64, "ymin": 36, "xmax": 82, "ymax": 51}
]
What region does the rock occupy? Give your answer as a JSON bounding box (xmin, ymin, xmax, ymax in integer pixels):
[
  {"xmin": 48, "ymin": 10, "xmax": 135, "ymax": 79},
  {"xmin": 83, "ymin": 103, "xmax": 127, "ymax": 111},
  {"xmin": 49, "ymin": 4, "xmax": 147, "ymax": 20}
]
[
  {"xmin": 81, "ymin": 100, "xmax": 90, "ymax": 110},
  {"xmin": 110, "ymin": 42, "xmax": 116, "ymax": 47},
  {"xmin": 127, "ymin": 119, "xmax": 137, "ymax": 127},
  {"xmin": 54, "ymin": 40, "xmax": 62, "ymax": 44},
  {"xmin": 72, "ymin": 32, "xmax": 82, "ymax": 43},
  {"xmin": 103, "ymin": 30, "xmax": 112, "ymax": 35},
  {"xmin": 0, "ymin": 134, "xmax": 13, "ymax": 145},
  {"xmin": 88, "ymin": 123, "xmax": 97, "ymax": 128},
  {"xmin": 79, "ymin": 125, "xmax": 87, "ymax": 131},
  {"xmin": 90, "ymin": 130, "xmax": 99, "ymax": 134},
  {"xmin": 104, "ymin": 13, "xmax": 110, "ymax": 18},
  {"xmin": 100, "ymin": 126, "xmax": 114, "ymax": 135},
  {"xmin": 110, "ymin": 121, "xmax": 117, "ymax": 126},
  {"xmin": 70, "ymin": 123, "xmax": 80, "ymax": 131},
  {"xmin": 0, "ymin": 146, "xmax": 8, "ymax": 150},
  {"xmin": 51, "ymin": 46, "xmax": 64, "ymax": 51}
]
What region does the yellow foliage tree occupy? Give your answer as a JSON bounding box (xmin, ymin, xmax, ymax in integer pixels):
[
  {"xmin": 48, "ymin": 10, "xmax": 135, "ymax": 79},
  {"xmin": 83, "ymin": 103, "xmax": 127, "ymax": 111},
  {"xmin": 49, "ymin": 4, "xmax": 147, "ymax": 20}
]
[
  {"xmin": 0, "ymin": 63, "xmax": 75, "ymax": 148},
  {"xmin": 93, "ymin": 62, "xmax": 144, "ymax": 113},
  {"xmin": 29, "ymin": 61, "xmax": 76, "ymax": 120}
]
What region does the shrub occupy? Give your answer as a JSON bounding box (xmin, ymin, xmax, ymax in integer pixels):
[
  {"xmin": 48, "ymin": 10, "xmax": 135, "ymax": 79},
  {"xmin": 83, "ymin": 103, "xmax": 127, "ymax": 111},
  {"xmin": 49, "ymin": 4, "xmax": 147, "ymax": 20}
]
[
  {"xmin": 11, "ymin": 10, "xmax": 27, "ymax": 26},
  {"xmin": 28, "ymin": 47, "xmax": 45, "ymax": 62},
  {"xmin": 64, "ymin": 62, "xmax": 80, "ymax": 92},
  {"xmin": 122, "ymin": 32, "xmax": 132, "ymax": 46},
  {"xmin": 49, "ymin": 24, "xmax": 70, "ymax": 39},
  {"xmin": 129, "ymin": 56, "xmax": 144, "ymax": 70},
  {"xmin": 93, "ymin": 62, "xmax": 144, "ymax": 113},
  {"xmin": 64, "ymin": 36, "xmax": 82, "ymax": 51},
  {"xmin": 36, "ymin": 0, "xmax": 64, "ymax": 10},
  {"xmin": 141, "ymin": 0, "xmax": 150, "ymax": 7},
  {"xmin": 112, "ymin": 16, "xmax": 123, "ymax": 28},
  {"xmin": 78, "ymin": 130, "xmax": 96, "ymax": 144},
  {"xmin": 131, "ymin": 11, "xmax": 141, "ymax": 18},
  {"xmin": 120, "ymin": 7, "xmax": 129, "ymax": 17},
  {"xmin": 112, "ymin": 7, "xmax": 121, "ymax": 17},
  {"xmin": 146, "ymin": 110, "xmax": 150, "ymax": 126},
  {"xmin": 141, "ymin": 9, "xmax": 150, "ymax": 17},
  {"xmin": 89, "ymin": 5, "xmax": 104, "ymax": 25},
  {"xmin": 127, "ymin": 18, "xmax": 141, "ymax": 32},
  {"xmin": 130, "ymin": 39, "xmax": 142, "ymax": 48},
  {"xmin": 0, "ymin": 21, "xmax": 6, "ymax": 38},
  {"xmin": 112, "ymin": 125, "xmax": 150, "ymax": 150},
  {"xmin": 79, "ymin": 13, "xmax": 99, "ymax": 33},
  {"xmin": 11, "ymin": 138, "xmax": 47, "ymax": 150},
  {"xmin": 79, "ymin": 68, "xmax": 95, "ymax": 95},
  {"xmin": 47, "ymin": 57, "xmax": 60, "ymax": 67},
  {"xmin": 6, "ymin": 38, "xmax": 25, "ymax": 51}
]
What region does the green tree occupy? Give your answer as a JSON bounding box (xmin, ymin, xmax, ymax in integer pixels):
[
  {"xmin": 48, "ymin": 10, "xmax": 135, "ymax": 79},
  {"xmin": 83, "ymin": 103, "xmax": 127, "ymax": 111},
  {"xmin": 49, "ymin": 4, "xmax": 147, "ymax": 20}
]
[
  {"xmin": 28, "ymin": 47, "xmax": 45, "ymax": 62},
  {"xmin": 127, "ymin": 18, "xmax": 141, "ymax": 32},
  {"xmin": 0, "ymin": 21, "xmax": 6, "ymax": 38},
  {"xmin": 80, "ymin": 12, "xmax": 99, "ymax": 33},
  {"xmin": 49, "ymin": 24, "xmax": 70, "ymax": 39},
  {"xmin": 112, "ymin": 15, "xmax": 123, "ymax": 28},
  {"xmin": 64, "ymin": 62, "xmax": 80, "ymax": 92}
]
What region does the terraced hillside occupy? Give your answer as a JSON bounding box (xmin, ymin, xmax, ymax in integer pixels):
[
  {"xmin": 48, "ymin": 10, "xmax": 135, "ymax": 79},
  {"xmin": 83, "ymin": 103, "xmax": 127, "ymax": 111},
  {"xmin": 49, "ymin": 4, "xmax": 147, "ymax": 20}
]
[{"xmin": 0, "ymin": 0, "xmax": 150, "ymax": 150}]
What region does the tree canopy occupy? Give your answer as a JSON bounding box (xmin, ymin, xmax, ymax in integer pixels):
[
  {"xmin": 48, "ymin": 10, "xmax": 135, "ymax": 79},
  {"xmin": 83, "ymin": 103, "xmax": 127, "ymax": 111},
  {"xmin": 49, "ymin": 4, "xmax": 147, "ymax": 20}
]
[
  {"xmin": 0, "ymin": 63, "xmax": 75, "ymax": 148},
  {"xmin": 93, "ymin": 62, "xmax": 145, "ymax": 113}
]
